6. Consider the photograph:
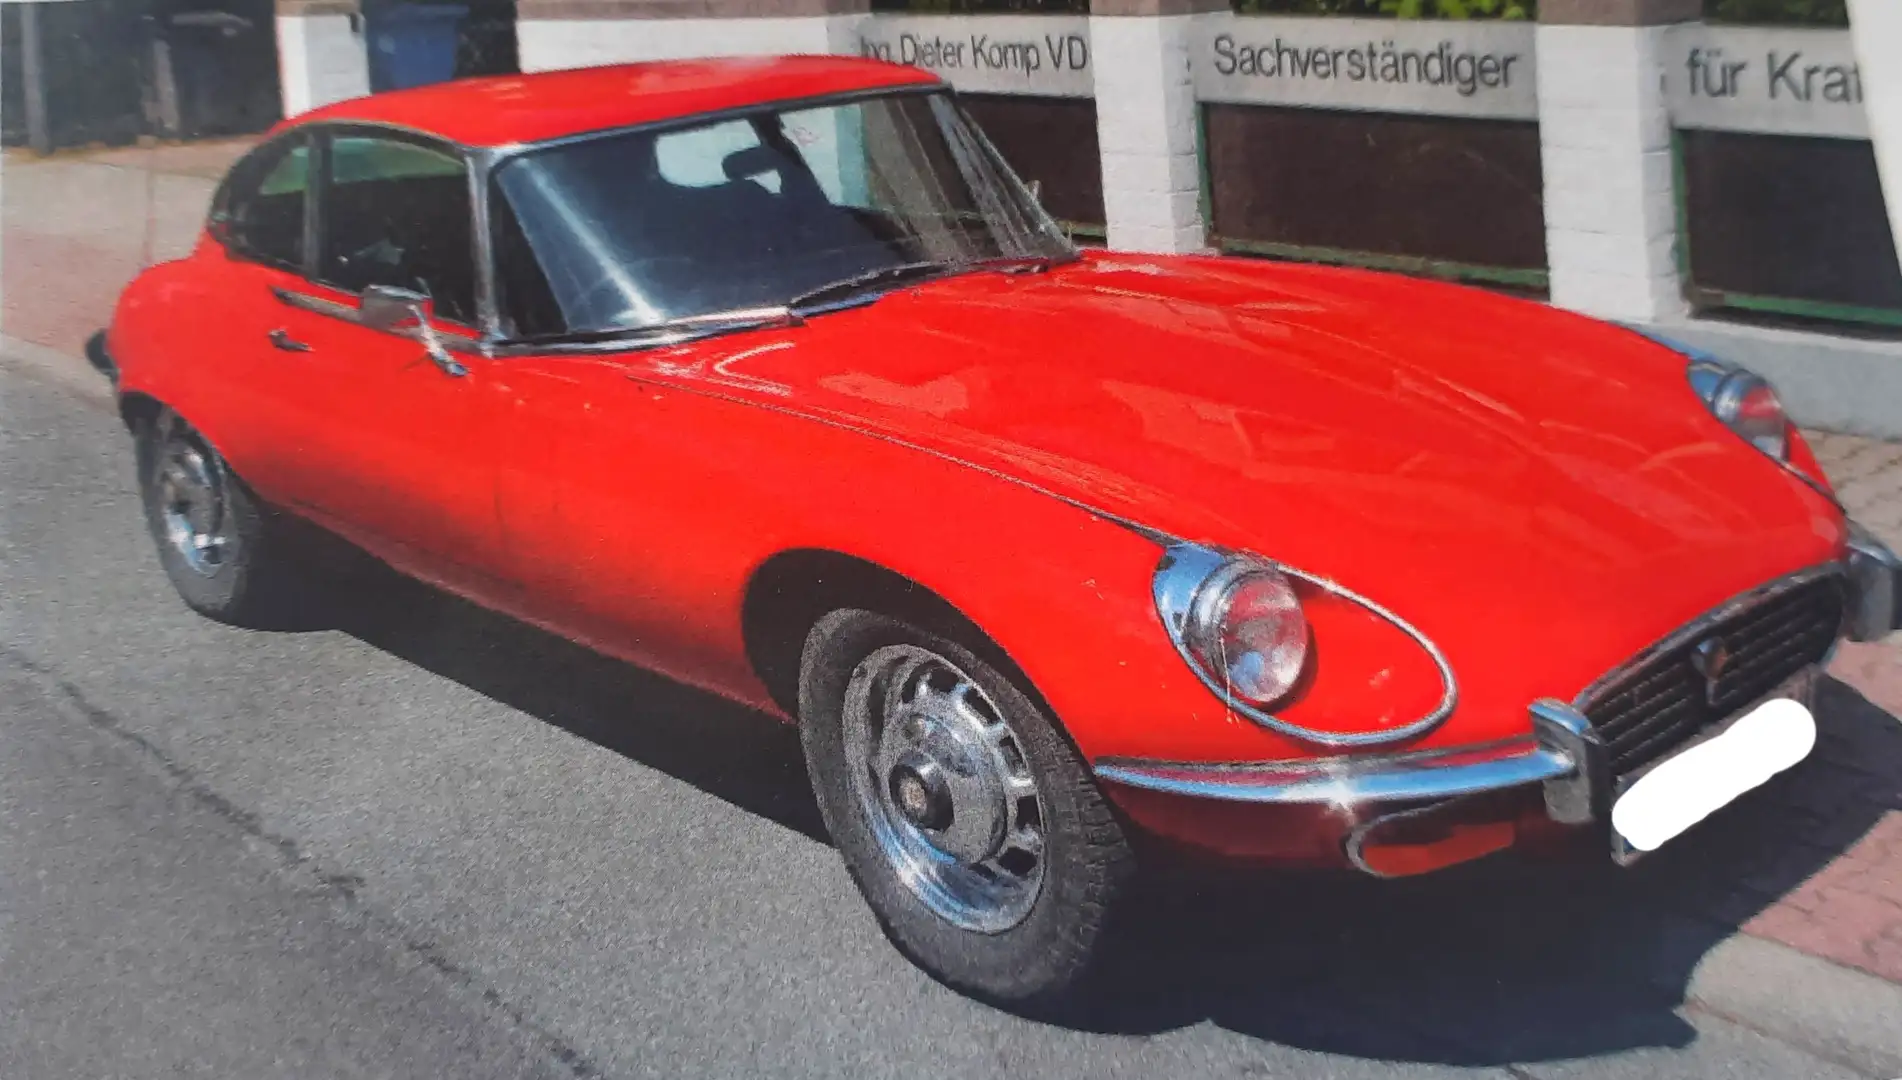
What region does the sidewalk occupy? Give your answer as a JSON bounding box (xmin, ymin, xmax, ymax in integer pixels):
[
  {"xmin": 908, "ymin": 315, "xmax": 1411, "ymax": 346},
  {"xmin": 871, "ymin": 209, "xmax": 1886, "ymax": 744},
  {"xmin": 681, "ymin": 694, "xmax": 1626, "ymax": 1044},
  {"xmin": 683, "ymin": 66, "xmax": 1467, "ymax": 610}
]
[
  {"xmin": 4, "ymin": 141, "xmax": 1901, "ymax": 994},
  {"xmin": 1, "ymin": 140, "xmax": 252, "ymax": 358}
]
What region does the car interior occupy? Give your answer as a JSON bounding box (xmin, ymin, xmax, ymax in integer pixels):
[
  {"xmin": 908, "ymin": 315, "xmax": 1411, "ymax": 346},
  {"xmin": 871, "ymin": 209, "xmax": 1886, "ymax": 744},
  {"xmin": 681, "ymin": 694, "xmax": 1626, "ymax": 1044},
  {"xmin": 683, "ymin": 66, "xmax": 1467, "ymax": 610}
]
[{"xmin": 319, "ymin": 143, "xmax": 478, "ymax": 325}]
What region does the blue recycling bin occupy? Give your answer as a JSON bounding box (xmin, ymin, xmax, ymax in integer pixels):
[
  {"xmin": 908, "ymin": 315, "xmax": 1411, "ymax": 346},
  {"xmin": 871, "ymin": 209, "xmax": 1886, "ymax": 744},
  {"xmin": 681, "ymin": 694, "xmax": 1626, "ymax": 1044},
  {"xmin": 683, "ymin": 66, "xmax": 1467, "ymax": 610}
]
[{"xmin": 366, "ymin": 4, "xmax": 469, "ymax": 93}]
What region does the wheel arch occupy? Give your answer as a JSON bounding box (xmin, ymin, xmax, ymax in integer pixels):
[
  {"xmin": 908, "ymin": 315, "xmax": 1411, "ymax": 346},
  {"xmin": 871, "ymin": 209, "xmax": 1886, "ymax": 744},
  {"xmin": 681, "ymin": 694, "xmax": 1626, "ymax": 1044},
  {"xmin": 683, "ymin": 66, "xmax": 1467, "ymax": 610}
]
[
  {"xmin": 739, "ymin": 548, "xmax": 1057, "ymax": 725},
  {"xmin": 118, "ymin": 390, "xmax": 164, "ymax": 435}
]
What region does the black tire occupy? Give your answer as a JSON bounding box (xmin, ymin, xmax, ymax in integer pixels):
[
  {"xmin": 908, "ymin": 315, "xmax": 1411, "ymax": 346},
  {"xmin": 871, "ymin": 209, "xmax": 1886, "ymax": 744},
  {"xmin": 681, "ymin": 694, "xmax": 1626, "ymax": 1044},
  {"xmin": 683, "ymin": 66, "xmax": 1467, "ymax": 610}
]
[
  {"xmin": 798, "ymin": 608, "xmax": 1136, "ymax": 1013},
  {"xmin": 135, "ymin": 409, "xmax": 325, "ymax": 629}
]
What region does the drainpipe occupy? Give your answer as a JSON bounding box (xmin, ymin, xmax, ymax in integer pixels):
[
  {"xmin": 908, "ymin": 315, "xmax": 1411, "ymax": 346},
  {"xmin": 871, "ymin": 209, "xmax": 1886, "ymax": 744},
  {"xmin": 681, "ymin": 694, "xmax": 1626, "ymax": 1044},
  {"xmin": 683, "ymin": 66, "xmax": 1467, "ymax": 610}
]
[{"xmin": 19, "ymin": 1, "xmax": 51, "ymax": 155}]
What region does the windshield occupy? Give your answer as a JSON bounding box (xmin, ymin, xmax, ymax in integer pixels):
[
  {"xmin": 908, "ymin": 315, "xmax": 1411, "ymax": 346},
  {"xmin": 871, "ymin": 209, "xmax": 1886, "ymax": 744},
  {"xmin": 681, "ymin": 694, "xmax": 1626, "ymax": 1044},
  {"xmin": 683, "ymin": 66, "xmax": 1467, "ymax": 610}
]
[{"xmin": 487, "ymin": 90, "xmax": 1076, "ymax": 340}]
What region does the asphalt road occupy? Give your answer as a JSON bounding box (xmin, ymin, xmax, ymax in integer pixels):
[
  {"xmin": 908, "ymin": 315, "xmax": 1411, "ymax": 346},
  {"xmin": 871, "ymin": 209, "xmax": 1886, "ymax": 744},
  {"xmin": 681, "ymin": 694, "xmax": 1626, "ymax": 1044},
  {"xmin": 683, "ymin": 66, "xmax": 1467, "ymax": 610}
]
[{"xmin": 0, "ymin": 361, "xmax": 1890, "ymax": 1079}]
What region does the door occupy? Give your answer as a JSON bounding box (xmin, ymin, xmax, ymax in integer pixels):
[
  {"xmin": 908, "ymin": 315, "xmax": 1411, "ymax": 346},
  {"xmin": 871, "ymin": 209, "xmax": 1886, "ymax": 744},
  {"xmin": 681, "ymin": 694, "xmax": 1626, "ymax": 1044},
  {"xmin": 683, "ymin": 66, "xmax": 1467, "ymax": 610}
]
[
  {"xmin": 259, "ymin": 129, "xmax": 516, "ymax": 598},
  {"xmin": 193, "ymin": 130, "xmax": 325, "ymax": 499}
]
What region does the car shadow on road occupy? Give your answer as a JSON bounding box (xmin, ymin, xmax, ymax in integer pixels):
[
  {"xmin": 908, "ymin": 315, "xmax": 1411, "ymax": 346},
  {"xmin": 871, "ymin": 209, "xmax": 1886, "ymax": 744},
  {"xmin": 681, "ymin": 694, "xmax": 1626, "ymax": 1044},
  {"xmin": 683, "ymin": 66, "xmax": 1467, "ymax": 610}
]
[
  {"xmin": 320, "ymin": 567, "xmax": 831, "ymax": 845},
  {"xmin": 318, "ymin": 569, "xmax": 1897, "ymax": 1069},
  {"xmin": 1087, "ymin": 674, "xmax": 1899, "ymax": 1066}
]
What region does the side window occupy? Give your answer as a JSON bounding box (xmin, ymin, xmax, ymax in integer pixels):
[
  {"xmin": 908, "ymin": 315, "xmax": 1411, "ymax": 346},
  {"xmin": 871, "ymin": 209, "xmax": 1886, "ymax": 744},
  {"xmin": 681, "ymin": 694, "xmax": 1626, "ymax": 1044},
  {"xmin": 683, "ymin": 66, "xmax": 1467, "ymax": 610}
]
[
  {"xmin": 318, "ymin": 134, "xmax": 476, "ymax": 324},
  {"xmin": 220, "ymin": 138, "xmax": 311, "ymax": 269}
]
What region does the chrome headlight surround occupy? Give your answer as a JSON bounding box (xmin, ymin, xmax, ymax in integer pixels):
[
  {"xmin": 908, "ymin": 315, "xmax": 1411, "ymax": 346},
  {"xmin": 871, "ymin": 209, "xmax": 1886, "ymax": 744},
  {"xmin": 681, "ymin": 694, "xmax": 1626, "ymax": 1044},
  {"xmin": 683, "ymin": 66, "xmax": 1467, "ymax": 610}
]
[
  {"xmin": 1687, "ymin": 357, "xmax": 1791, "ymax": 462},
  {"xmin": 1634, "ymin": 329, "xmax": 1796, "ymax": 464},
  {"xmin": 1632, "ymin": 329, "xmax": 1846, "ymax": 506},
  {"xmin": 1153, "ymin": 543, "xmax": 1459, "ymax": 748}
]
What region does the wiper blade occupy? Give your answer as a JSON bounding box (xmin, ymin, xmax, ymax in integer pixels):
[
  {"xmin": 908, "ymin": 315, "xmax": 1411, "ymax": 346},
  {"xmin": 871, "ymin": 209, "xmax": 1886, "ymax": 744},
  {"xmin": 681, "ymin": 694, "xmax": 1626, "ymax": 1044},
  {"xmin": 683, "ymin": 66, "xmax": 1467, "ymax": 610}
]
[
  {"xmin": 511, "ymin": 305, "xmax": 801, "ymax": 348},
  {"xmin": 785, "ymin": 261, "xmax": 952, "ymax": 312},
  {"xmin": 957, "ymin": 254, "xmax": 1065, "ymax": 275}
]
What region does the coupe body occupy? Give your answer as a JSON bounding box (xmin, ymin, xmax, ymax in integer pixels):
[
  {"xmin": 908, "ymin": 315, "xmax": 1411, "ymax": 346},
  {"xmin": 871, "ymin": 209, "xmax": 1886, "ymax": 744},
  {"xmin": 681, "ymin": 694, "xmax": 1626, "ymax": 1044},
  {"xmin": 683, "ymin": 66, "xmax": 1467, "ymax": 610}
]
[{"xmin": 97, "ymin": 55, "xmax": 1902, "ymax": 1007}]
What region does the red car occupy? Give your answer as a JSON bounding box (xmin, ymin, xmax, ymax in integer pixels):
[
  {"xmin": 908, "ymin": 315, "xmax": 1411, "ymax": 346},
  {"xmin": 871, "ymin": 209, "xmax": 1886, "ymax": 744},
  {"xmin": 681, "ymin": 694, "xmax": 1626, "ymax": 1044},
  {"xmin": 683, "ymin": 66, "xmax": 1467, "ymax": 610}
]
[{"xmin": 96, "ymin": 55, "xmax": 1900, "ymax": 1008}]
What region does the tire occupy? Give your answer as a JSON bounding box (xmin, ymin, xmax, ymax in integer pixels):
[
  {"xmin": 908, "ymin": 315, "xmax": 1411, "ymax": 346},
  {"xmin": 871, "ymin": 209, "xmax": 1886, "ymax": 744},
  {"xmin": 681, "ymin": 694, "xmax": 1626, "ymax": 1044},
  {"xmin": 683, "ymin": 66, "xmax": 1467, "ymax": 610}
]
[
  {"xmin": 798, "ymin": 608, "xmax": 1135, "ymax": 1013},
  {"xmin": 135, "ymin": 409, "xmax": 323, "ymax": 629}
]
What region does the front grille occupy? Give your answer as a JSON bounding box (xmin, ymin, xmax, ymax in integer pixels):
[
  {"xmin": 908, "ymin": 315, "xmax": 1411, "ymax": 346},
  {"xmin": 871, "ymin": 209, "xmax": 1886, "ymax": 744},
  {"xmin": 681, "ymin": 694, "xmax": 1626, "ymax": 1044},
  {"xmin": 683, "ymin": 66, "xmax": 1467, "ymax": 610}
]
[{"xmin": 1580, "ymin": 574, "xmax": 1845, "ymax": 780}]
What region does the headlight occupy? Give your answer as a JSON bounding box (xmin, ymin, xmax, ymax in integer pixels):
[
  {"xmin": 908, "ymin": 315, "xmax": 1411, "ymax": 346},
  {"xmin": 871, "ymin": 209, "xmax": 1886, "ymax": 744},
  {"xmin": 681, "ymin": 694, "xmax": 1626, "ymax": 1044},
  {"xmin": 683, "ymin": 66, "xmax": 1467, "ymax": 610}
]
[
  {"xmin": 1184, "ymin": 558, "xmax": 1309, "ymax": 706},
  {"xmin": 1155, "ymin": 545, "xmax": 1309, "ymax": 708},
  {"xmin": 1155, "ymin": 543, "xmax": 1459, "ymax": 747},
  {"xmin": 1703, "ymin": 366, "xmax": 1790, "ymax": 461}
]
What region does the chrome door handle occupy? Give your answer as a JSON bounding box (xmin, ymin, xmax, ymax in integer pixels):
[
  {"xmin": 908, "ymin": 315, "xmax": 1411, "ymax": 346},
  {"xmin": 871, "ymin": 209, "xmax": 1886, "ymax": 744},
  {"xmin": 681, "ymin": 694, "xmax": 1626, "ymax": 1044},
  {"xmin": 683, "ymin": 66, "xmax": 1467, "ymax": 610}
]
[{"xmin": 268, "ymin": 328, "xmax": 312, "ymax": 353}]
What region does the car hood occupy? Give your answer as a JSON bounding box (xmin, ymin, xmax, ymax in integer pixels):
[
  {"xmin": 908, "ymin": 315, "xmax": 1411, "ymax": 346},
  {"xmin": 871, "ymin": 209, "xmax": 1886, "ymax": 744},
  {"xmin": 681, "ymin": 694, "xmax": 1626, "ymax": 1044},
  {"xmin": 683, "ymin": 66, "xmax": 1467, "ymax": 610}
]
[{"xmin": 639, "ymin": 251, "xmax": 1843, "ymax": 723}]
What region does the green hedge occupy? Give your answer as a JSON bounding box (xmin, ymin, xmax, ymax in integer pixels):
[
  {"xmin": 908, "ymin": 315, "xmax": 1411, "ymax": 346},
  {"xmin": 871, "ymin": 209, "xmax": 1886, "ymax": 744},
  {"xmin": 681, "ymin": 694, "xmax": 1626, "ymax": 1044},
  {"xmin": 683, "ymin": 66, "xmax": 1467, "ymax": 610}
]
[
  {"xmin": 868, "ymin": 0, "xmax": 1086, "ymax": 11},
  {"xmin": 1232, "ymin": 0, "xmax": 1531, "ymax": 14},
  {"xmin": 1229, "ymin": 0, "xmax": 1850, "ymax": 19},
  {"xmin": 1705, "ymin": 0, "xmax": 1847, "ymax": 24},
  {"xmin": 867, "ymin": 0, "xmax": 1847, "ymax": 22}
]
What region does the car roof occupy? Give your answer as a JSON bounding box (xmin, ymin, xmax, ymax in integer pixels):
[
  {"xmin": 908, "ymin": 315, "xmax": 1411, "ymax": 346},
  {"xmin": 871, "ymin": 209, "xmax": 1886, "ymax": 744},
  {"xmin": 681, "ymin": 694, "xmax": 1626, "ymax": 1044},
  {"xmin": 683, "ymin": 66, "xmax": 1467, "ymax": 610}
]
[{"xmin": 280, "ymin": 56, "xmax": 944, "ymax": 149}]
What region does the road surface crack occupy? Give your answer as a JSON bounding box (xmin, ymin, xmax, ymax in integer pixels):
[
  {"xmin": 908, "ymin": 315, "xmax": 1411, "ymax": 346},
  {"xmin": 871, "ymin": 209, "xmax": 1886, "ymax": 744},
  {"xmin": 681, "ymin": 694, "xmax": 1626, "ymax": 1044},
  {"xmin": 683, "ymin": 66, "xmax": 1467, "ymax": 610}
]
[{"xmin": 0, "ymin": 643, "xmax": 604, "ymax": 1080}]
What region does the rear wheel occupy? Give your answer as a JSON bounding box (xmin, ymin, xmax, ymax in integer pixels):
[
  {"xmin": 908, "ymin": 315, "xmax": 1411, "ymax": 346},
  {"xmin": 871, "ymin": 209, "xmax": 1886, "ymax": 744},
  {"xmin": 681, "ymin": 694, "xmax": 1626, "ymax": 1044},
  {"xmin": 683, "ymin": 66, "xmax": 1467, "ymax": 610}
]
[
  {"xmin": 798, "ymin": 609, "xmax": 1135, "ymax": 1012},
  {"xmin": 136, "ymin": 409, "xmax": 323, "ymax": 628}
]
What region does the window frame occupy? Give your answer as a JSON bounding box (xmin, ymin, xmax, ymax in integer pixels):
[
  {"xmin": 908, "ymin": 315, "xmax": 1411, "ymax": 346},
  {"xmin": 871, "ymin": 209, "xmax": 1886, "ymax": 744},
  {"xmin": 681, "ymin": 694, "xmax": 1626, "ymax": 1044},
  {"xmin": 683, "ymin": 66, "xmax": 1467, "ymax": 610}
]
[
  {"xmin": 308, "ymin": 123, "xmax": 484, "ymax": 330},
  {"xmin": 215, "ymin": 84, "xmax": 1043, "ymax": 354},
  {"xmin": 478, "ymin": 83, "xmax": 1070, "ymax": 352},
  {"xmin": 207, "ymin": 130, "xmax": 318, "ymax": 275}
]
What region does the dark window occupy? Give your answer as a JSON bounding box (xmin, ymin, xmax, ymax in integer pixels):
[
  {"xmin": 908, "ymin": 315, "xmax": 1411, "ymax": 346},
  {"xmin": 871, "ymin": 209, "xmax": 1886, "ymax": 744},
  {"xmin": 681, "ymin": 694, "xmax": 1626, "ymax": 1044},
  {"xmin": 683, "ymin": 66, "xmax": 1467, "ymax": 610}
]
[
  {"xmin": 1681, "ymin": 129, "xmax": 1902, "ymax": 316},
  {"xmin": 318, "ymin": 134, "xmax": 477, "ymax": 324},
  {"xmin": 490, "ymin": 91, "xmax": 1072, "ymax": 339},
  {"xmin": 221, "ymin": 136, "xmax": 311, "ymax": 270}
]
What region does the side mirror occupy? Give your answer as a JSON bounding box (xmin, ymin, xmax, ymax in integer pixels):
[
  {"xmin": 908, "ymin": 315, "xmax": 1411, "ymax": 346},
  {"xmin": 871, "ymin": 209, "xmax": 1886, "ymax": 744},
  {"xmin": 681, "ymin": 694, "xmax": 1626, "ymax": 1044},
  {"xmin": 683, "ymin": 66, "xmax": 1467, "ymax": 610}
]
[
  {"xmin": 360, "ymin": 283, "xmax": 431, "ymax": 331},
  {"xmin": 360, "ymin": 283, "xmax": 466, "ymax": 377}
]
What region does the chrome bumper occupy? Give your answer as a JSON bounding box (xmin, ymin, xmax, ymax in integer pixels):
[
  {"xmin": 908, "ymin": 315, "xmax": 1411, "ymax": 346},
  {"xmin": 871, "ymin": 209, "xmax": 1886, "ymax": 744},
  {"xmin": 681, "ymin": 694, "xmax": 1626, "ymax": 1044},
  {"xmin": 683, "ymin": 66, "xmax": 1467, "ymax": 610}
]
[
  {"xmin": 1846, "ymin": 523, "xmax": 1902, "ymax": 642},
  {"xmin": 1101, "ymin": 536, "xmax": 1896, "ymax": 826},
  {"xmin": 1094, "ymin": 737, "xmax": 1578, "ymax": 809}
]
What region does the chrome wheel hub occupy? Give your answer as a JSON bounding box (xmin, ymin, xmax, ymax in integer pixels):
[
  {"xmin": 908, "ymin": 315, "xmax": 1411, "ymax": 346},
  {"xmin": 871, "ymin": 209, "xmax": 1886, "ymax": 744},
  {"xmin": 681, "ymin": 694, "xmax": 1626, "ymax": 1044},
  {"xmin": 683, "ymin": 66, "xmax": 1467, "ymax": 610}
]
[
  {"xmin": 155, "ymin": 433, "xmax": 231, "ymax": 576},
  {"xmin": 842, "ymin": 644, "xmax": 1046, "ymax": 933}
]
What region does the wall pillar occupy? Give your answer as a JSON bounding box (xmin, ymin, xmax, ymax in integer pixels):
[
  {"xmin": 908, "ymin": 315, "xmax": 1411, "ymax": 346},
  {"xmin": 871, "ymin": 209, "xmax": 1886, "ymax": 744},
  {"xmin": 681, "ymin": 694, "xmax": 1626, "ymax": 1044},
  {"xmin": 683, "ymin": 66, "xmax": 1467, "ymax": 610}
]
[
  {"xmin": 276, "ymin": 0, "xmax": 370, "ymax": 117},
  {"xmin": 1089, "ymin": 0, "xmax": 1220, "ymax": 255},
  {"xmin": 515, "ymin": 0, "xmax": 868, "ymax": 74},
  {"xmin": 1537, "ymin": 0, "xmax": 1697, "ymax": 322},
  {"xmin": 1847, "ymin": 0, "xmax": 1902, "ymax": 258}
]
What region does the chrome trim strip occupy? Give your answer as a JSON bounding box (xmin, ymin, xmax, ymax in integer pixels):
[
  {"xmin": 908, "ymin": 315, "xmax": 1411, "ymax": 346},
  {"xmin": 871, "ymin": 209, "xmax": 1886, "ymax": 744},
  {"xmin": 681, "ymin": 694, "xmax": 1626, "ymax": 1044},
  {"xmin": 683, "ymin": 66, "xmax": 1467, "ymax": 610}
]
[
  {"xmin": 271, "ymin": 287, "xmax": 484, "ymax": 356},
  {"xmin": 469, "ymin": 145, "xmax": 501, "ymax": 343},
  {"xmin": 1093, "ymin": 740, "xmax": 1573, "ymax": 806},
  {"xmin": 272, "ymin": 287, "xmax": 356, "ymax": 322},
  {"xmin": 1152, "ymin": 543, "xmax": 1459, "ymax": 748},
  {"xmin": 1343, "ymin": 800, "xmax": 1493, "ymax": 879},
  {"xmin": 1570, "ymin": 562, "xmax": 1849, "ymax": 711}
]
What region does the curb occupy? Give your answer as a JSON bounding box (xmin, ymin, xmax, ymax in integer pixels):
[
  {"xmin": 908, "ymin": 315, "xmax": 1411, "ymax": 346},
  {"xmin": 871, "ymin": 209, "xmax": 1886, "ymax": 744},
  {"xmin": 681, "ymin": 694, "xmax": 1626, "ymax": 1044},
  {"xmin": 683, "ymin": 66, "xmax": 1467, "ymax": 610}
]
[
  {"xmin": 0, "ymin": 334, "xmax": 114, "ymax": 410},
  {"xmin": 1669, "ymin": 919, "xmax": 1902, "ymax": 1078}
]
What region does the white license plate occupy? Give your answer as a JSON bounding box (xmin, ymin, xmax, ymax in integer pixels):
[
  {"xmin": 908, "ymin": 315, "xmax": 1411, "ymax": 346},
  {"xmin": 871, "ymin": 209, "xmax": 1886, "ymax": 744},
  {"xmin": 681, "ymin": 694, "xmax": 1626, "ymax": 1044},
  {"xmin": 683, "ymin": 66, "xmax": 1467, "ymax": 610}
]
[{"xmin": 1610, "ymin": 696, "xmax": 1816, "ymax": 856}]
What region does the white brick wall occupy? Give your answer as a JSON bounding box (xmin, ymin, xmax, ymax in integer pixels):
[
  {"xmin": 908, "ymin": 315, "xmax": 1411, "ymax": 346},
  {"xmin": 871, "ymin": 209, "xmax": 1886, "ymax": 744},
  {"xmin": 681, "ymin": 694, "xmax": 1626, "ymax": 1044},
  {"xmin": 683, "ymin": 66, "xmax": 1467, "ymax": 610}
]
[
  {"xmin": 1537, "ymin": 23, "xmax": 1687, "ymax": 322},
  {"xmin": 277, "ymin": 14, "xmax": 370, "ymax": 116},
  {"xmin": 518, "ymin": 16, "xmax": 864, "ymax": 73},
  {"xmin": 1090, "ymin": 14, "xmax": 1207, "ymax": 254}
]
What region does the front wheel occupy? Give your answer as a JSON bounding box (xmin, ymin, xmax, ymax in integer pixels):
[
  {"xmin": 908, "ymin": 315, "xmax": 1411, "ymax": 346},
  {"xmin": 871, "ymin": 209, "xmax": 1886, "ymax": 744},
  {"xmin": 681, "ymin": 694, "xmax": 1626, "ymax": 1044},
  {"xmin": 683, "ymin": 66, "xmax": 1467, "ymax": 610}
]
[
  {"xmin": 798, "ymin": 609, "xmax": 1135, "ymax": 1011},
  {"xmin": 136, "ymin": 409, "xmax": 322, "ymax": 628}
]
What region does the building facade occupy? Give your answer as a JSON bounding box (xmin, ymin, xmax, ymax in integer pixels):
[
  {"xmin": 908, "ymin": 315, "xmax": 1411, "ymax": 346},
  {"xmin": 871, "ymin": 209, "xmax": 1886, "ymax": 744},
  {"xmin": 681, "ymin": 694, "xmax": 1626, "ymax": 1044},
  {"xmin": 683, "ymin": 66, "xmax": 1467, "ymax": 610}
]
[{"xmin": 20, "ymin": 0, "xmax": 1901, "ymax": 434}]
